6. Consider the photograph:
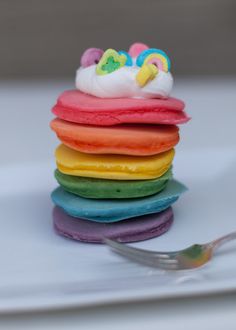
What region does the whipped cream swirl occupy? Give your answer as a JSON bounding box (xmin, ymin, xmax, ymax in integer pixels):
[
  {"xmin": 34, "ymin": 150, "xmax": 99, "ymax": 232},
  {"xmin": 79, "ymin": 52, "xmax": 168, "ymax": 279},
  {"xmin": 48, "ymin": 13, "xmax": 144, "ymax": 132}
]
[{"xmin": 75, "ymin": 64, "xmax": 173, "ymax": 99}]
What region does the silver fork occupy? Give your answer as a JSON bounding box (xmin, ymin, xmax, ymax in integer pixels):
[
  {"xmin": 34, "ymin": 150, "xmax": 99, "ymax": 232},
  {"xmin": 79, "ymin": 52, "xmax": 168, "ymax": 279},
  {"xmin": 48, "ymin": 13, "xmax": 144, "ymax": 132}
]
[{"xmin": 104, "ymin": 231, "xmax": 236, "ymax": 270}]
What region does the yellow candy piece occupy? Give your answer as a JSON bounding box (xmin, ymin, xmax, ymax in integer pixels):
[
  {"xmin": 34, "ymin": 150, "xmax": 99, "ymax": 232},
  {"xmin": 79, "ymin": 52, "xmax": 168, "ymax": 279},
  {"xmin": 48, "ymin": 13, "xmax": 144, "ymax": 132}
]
[
  {"xmin": 136, "ymin": 64, "xmax": 158, "ymax": 87},
  {"xmin": 55, "ymin": 144, "xmax": 175, "ymax": 180},
  {"xmin": 96, "ymin": 49, "xmax": 127, "ymax": 75}
]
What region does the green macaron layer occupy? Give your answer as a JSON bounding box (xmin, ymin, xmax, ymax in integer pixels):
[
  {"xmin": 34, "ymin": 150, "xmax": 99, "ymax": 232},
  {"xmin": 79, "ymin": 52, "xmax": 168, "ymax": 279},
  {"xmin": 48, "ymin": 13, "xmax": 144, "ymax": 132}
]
[{"xmin": 54, "ymin": 168, "xmax": 172, "ymax": 199}]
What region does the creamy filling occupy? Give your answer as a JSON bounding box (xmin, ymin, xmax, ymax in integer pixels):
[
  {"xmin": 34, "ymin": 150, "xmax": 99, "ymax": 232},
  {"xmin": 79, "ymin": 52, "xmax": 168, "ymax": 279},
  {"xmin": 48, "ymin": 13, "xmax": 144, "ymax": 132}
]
[{"xmin": 75, "ymin": 65, "xmax": 173, "ymax": 99}]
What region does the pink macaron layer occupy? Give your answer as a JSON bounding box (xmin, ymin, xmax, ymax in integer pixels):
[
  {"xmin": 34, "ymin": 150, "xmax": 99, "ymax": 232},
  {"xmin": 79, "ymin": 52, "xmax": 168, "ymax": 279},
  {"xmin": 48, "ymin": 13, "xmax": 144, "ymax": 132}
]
[{"xmin": 52, "ymin": 90, "xmax": 190, "ymax": 126}]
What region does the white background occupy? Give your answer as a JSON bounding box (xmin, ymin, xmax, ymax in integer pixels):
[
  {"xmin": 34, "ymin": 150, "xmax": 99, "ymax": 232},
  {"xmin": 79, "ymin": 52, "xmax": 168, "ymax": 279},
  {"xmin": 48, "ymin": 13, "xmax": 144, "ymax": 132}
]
[{"xmin": 0, "ymin": 78, "xmax": 236, "ymax": 329}]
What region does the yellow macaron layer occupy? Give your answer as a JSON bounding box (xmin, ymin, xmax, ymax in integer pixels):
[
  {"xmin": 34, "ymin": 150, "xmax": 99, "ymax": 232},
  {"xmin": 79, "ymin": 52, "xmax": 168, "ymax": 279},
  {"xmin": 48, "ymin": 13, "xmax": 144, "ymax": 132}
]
[{"xmin": 55, "ymin": 144, "xmax": 175, "ymax": 180}]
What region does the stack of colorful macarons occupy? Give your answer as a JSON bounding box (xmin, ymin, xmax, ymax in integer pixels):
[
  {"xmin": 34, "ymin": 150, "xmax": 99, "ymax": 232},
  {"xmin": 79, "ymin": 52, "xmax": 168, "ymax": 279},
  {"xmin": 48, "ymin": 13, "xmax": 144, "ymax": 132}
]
[{"xmin": 50, "ymin": 42, "xmax": 190, "ymax": 243}]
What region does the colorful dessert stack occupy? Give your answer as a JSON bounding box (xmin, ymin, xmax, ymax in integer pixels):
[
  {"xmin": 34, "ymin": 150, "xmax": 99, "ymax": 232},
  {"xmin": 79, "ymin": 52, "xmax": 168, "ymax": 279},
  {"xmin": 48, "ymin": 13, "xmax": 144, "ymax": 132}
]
[{"xmin": 50, "ymin": 42, "xmax": 190, "ymax": 243}]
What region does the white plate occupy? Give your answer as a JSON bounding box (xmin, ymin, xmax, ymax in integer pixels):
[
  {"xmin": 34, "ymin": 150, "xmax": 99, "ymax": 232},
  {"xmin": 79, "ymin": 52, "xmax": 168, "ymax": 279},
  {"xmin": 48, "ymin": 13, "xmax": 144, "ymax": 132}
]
[
  {"xmin": 0, "ymin": 148, "xmax": 236, "ymax": 314},
  {"xmin": 1, "ymin": 79, "xmax": 236, "ymax": 314}
]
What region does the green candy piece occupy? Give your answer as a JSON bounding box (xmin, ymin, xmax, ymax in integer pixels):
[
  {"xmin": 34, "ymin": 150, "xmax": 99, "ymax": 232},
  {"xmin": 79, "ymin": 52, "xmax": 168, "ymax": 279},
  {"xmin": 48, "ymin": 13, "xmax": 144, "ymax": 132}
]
[
  {"xmin": 55, "ymin": 168, "xmax": 172, "ymax": 199},
  {"xmin": 182, "ymin": 245, "xmax": 204, "ymax": 259},
  {"xmin": 96, "ymin": 49, "xmax": 126, "ymax": 75}
]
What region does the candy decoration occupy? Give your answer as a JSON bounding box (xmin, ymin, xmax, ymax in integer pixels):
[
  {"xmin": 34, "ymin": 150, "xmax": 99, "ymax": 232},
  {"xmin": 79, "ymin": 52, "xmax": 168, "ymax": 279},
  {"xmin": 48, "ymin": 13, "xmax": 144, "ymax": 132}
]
[
  {"xmin": 128, "ymin": 42, "xmax": 149, "ymax": 58},
  {"xmin": 80, "ymin": 48, "xmax": 104, "ymax": 68},
  {"xmin": 118, "ymin": 51, "xmax": 133, "ymax": 66},
  {"xmin": 96, "ymin": 49, "xmax": 126, "ymax": 75},
  {"xmin": 136, "ymin": 48, "xmax": 171, "ymax": 72},
  {"xmin": 136, "ymin": 64, "xmax": 158, "ymax": 87}
]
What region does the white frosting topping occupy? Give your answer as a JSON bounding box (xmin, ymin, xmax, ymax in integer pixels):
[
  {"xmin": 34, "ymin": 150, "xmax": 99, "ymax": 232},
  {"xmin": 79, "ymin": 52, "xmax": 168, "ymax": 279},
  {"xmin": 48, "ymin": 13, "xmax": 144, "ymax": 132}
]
[{"xmin": 75, "ymin": 64, "xmax": 173, "ymax": 99}]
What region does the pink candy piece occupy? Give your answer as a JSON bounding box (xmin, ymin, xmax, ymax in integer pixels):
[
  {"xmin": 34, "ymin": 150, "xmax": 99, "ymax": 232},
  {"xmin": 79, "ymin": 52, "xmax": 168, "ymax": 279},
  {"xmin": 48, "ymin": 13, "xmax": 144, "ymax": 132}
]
[
  {"xmin": 148, "ymin": 58, "xmax": 164, "ymax": 71},
  {"xmin": 128, "ymin": 42, "xmax": 149, "ymax": 58},
  {"xmin": 80, "ymin": 48, "xmax": 104, "ymax": 68}
]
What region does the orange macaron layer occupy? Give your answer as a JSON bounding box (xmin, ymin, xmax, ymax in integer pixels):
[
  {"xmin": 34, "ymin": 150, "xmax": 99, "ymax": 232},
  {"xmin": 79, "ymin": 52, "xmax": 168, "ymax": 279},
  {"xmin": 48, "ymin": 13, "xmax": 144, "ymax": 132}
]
[{"xmin": 50, "ymin": 118, "xmax": 179, "ymax": 156}]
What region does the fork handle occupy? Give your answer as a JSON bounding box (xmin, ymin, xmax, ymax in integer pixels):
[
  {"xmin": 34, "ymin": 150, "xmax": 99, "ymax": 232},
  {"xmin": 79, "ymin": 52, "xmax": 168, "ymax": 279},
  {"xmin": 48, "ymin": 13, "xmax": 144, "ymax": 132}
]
[{"xmin": 211, "ymin": 231, "xmax": 236, "ymax": 250}]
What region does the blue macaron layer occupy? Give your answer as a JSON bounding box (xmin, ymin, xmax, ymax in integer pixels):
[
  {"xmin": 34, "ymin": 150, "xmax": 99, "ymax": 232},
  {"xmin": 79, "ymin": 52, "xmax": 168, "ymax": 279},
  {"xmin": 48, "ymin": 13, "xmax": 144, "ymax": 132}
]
[{"xmin": 51, "ymin": 179, "xmax": 186, "ymax": 223}]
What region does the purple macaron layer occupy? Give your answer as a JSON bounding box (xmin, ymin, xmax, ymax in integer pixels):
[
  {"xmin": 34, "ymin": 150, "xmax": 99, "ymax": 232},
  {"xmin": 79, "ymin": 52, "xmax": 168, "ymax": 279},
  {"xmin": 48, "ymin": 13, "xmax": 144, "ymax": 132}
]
[{"xmin": 53, "ymin": 206, "xmax": 174, "ymax": 244}]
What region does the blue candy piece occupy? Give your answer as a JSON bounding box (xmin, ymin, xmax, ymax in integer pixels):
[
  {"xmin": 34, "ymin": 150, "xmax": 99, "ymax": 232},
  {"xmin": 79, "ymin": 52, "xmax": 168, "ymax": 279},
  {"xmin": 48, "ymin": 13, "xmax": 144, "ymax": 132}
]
[
  {"xmin": 136, "ymin": 48, "xmax": 171, "ymax": 71},
  {"xmin": 118, "ymin": 50, "xmax": 133, "ymax": 66},
  {"xmin": 51, "ymin": 180, "xmax": 186, "ymax": 223}
]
